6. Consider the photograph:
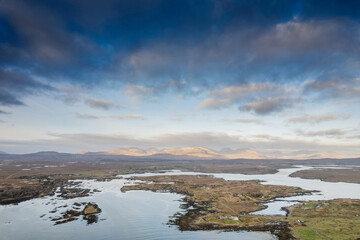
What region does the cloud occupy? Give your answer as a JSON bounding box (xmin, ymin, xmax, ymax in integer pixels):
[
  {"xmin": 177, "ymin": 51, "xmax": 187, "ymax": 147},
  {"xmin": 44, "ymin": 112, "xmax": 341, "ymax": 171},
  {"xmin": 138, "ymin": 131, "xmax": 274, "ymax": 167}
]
[
  {"xmin": 109, "ymin": 17, "xmax": 360, "ymax": 99},
  {"xmin": 0, "ymin": 69, "xmax": 53, "ymax": 106},
  {"xmin": 198, "ymin": 98, "xmax": 230, "ymax": 110},
  {"xmin": 124, "ymin": 85, "xmax": 157, "ymax": 100},
  {"xmin": 1, "ymin": 1, "xmax": 360, "ymax": 107},
  {"xmin": 234, "ymin": 118, "xmax": 263, "ymax": 124},
  {"xmin": 243, "ymin": 97, "xmax": 296, "ymax": 115},
  {"xmin": 85, "ymin": 98, "xmax": 120, "ymax": 110},
  {"xmin": 296, "ymin": 129, "xmax": 348, "ymax": 137},
  {"xmin": 109, "ymin": 115, "xmax": 146, "ymax": 120},
  {"xmin": 0, "ymin": 89, "xmax": 23, "ymax": 106},
  {"xmin": 198, "ymin": 82, "xmax": 296, "ymax": 113},
  {"xmin": 209, "ymin": 83, "xmax": 290, "ymax": 100},
  {"xmin": 0, "ymin": 0, "xmax": 101, "ymax": 66},
  {"xmin": 168, "ymin": 117, "xmax": 183, "ymax": 122},
  {"xmin": 222, "ymin": 118, "xmax": 263, "ymax": 124},
  {"xmin": 288, "ymin": 114, "xmax": 348, "ymax": 123},
  {"xmin": 1, "ymin": 2, "xmax": 64, "ymax": 66},
  {"xmin": 0, "ymin": 1, "xmax": 359, "ymax": 159},
  {"xmin": 254, "ymin": 19, "xmax": 359, "ymax": 58},
  {"xmin": 2, "ymin": 131, "xmax": 359, "ymax": 156},
  {"xmin": 57, "ymin": 85, "xmax": 92, "ymax": 104},
  {"xmin": 74, "ymin": 113, "xmax": 99, "ymax": 120},
  {"xmin": 304, "ymin": 78, "xmax": 360, "ymax": 99},
  {"xmin": 0, "ymin": 110, "xmax": 11, "ymax": 114},
  {"xmin": 74, "ymin": 113, "xmax": 146, "ymax": 120}
]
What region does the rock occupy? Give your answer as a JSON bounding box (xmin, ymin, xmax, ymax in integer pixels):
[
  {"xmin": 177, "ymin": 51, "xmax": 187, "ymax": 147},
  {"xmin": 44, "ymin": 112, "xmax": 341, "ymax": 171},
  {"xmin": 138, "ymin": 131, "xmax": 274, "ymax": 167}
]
[
  {"xmin": 50, "ymin": 202, "xmax": 102, "ymax": 225},
  {"xmin": 64, "ymin": 209, "xmax": 81, "ymax": 217},
  {"xmin": 82, "ymin": 203, "xmax": 101, "ymax": 215},
  {"xmin": 83, "ymin": 214, "xmax": 98, "ymax": 224}
]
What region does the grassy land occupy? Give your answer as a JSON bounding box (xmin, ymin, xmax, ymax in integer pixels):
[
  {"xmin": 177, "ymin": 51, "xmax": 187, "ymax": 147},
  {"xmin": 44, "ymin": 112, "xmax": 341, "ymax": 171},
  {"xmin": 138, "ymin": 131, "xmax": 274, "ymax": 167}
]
[
  {"xmin": 122, "ymin": 174, "xmax": 309, "ymax": 214},
  {"xmin": 290, "ymin": 168, "xmax": 360, "ymax": 183},
  {"xmin": 288, "ymin": 199, "xmax": 360, "ymax": 240}
]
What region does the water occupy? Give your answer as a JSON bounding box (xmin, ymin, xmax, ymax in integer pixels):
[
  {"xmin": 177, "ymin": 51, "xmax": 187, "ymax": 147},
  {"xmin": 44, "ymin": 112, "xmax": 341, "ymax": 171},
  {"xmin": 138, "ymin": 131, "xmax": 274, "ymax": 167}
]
[
  {"xmin": 0, "ymin": 165, "xmax": 359, "ymax": 239},
  {"xmin": 123, "ymin": 166, "xmax": 360, "ymax": 216},
  {"xmin": 0, "ymin": 178, "xmax": 275, "ymax": 240},
  {"xmin": 210, "ymin": 166, "xmax": 360, "ymax": 216}
]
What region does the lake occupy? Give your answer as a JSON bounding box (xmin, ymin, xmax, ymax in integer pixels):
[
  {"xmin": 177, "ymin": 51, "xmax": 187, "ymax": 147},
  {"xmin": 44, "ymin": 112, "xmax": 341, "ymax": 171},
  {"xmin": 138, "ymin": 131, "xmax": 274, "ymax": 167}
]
[{"xmin": 0, "ymin": 165, "xmax": 358, "ymax": 240}]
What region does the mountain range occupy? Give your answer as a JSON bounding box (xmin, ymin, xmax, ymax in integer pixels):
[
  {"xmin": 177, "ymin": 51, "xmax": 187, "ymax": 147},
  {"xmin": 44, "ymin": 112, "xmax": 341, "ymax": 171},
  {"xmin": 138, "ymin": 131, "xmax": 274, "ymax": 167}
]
[{"xmin": 78, "ymin": 147, "xmax": 359, "ymax": 160}]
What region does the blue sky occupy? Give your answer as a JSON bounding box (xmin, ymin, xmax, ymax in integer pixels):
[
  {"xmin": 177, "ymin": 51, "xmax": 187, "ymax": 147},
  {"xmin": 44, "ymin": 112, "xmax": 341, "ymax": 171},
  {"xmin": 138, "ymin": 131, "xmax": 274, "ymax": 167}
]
[{"xmin": 0, "ymin": 0, "xmax": 359, "ymax": 157}]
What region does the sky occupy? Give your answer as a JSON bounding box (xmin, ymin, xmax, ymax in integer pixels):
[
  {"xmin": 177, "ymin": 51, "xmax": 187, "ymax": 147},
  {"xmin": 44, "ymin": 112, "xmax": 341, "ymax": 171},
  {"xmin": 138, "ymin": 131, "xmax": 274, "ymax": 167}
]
[{"xmin": 0, "ymin": 0, "xmax": 359, "ymax": 157}]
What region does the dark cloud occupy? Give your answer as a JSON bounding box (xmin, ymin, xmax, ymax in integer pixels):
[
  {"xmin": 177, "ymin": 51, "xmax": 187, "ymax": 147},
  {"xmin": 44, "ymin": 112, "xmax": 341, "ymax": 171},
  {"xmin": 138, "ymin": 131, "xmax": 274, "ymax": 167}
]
[
  {"xmin": 0, "ymin": 0, "xmax": 112, "ymax": 91},
  {"xmin": 110, "ymin": 17, "xmax": 360, "ymax": 96},
  {"xmin": 304, "ymin": 78, "xmax": 360, "ymax": 99},
  {"xmin": 0, "ymin": 89, "xmax": 23, "ymax": 106},
  {"xmin": 0, "ymin": 69, "xmax": 53, "ymax": 106},
  {"xmin": 85, "ymin": 98, "xmax": 121, "ymax": 110},
  {"xmin": 0, "ymin": 0, "xmax": 80, "ymax": 64},
  {"xmin": 0, "ymin": 110, "xmax": 10, "ymax": 114},
  {"xmin": 243, "ymin": 97, "xmax": 296, "ymax": 115},
  {"xmin": 0, "ymin": 0, "xmax": 359, "ymax": 106}
]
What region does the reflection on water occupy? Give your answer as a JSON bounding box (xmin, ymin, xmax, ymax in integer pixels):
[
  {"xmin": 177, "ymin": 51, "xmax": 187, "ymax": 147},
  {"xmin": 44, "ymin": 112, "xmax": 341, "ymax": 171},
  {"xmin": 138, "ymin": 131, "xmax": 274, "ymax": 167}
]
[{"xmin": 0, "ymin": 165, "xmax": 359, "ymax": 240}]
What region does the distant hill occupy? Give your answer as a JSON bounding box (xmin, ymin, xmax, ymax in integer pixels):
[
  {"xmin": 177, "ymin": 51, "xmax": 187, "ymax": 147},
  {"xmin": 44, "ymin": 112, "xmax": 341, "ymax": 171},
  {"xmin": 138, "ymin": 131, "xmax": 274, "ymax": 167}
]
[
  {"xmin": 79, "ymin": 147, "xmax": 267, "ymax": 160},
  {"xmin": 0, "ymin": 147, "xmax": 359, "ymax": 163},
  {"xmin": 87, "ymin": 147, "xmax": 359, "ymax": 160},
  {"xmin": 105, "ymin": 147, "xmax": 223, "ymax": 159}
]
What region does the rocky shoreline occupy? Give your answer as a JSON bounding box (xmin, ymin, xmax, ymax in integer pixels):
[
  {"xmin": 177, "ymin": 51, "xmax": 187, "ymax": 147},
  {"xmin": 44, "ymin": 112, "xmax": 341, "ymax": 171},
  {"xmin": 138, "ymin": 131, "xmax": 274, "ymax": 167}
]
[
  {"xmin": 0, "ymin": 176, "xmax": 67, "ymax": 205},
  {"xmin": 168, "ymin": 199, "xmax": 294, "ymax": 239},
  {"xmin": 0, "ymin": 176, "xmax": 111, "ymax": 205},
  {"xmin": 0, "ymin": 176, "xmax": 106, "ymax": 226}
]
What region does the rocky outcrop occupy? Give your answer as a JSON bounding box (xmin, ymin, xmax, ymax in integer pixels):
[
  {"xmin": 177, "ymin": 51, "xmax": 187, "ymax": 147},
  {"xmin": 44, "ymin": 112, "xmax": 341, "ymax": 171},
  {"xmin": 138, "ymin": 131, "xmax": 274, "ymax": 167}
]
[{"xmin": 51, "ymin": 202, "xmax": 102, "ymax": 225}]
